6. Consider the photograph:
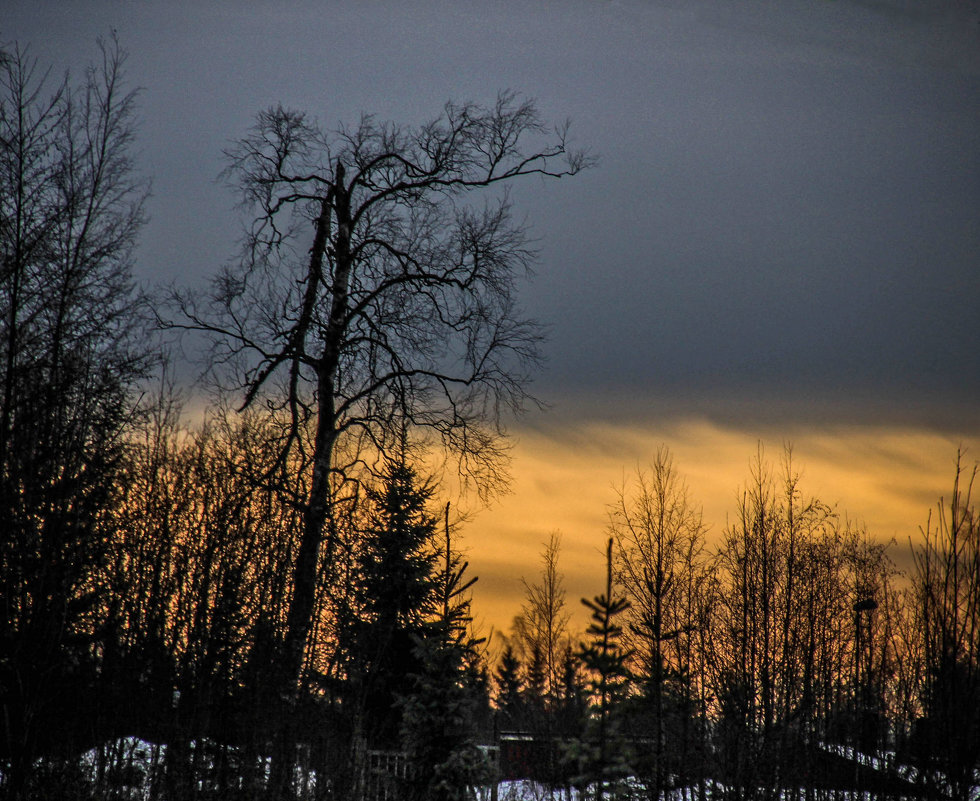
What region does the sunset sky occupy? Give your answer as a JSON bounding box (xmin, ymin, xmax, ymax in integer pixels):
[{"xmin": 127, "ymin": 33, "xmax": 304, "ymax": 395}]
[{"xmin": 8, "ymin": 0, "xmax": 978, "ymax": 636}]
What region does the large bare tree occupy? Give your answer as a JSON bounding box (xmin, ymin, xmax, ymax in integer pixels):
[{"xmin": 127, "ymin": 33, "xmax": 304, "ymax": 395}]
[
  {"xmin": 0, "ymin": 36, "xmax": 149, "ymax": 796},
  {"xmin": 169, "ymin": 92, "xmax": 587, "ymax": 796}
]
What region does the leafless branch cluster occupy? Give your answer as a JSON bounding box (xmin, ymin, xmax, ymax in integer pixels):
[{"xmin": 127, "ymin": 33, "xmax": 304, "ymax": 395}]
[
  {"xmin": 160, "ymin": 93, "xmax": 589, "ymax": 796},
  {"xmin": 168, "ymin": 93, "xmax": 588, "ymax": 495}
]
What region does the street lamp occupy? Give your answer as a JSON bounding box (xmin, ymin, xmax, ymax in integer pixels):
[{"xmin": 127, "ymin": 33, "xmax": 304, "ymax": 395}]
[
  {"xmin": 853, "ymin": 598, "xmax": 878, "ymax": 708},
  {"xmin": 852, "ymin": 596, "xmax": 878, "ymax": 796}
]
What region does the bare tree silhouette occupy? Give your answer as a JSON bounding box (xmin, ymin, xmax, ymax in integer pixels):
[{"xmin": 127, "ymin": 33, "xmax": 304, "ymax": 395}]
[{"xmin": 165, "ymin": 92, "xmax": 588, "ymax": 798}]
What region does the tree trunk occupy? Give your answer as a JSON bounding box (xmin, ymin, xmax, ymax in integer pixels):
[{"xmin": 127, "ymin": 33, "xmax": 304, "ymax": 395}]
[{"xmin": 266, "ymin": 167, "xmax": 352, "ymax": 801}]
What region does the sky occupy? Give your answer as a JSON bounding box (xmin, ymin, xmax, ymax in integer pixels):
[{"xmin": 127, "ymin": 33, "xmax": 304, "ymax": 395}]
[{"xmin": 6, "ymin": 0, "xmax": 979, "ymax": 635}]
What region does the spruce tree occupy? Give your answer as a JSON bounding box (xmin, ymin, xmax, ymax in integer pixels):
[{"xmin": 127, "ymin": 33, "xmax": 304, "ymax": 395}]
[
  {"xmin": 495, "ymin": 644, "xmax": 525, "ymax": 730},
  {"xmin": 571, "ymin": 539, "xmax": 633, "ymax": 801},
  {"xmin": 398, "ymin": 504, "xmax": 492, "ymax": 801},
  {"xmin": 524, "ymin": 642, "xmax": 548, "ymax": 727},
  {"xmin": 555, "ymin": 644, "xmax": 588, "ymax": 745},
  {"xmin": 343, "ymin": 460, "xmax": 439, "ymax": 748}
]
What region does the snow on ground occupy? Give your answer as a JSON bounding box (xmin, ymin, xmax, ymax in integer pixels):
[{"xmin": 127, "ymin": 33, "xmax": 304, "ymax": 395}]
[{"xmin": 20, "ymin": 737, "xmax": 980, "ymax": 800}]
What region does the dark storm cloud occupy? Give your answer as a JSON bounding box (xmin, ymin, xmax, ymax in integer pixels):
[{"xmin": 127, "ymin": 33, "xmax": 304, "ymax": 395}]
[{"xmin": 6, "ymin": 0, "xmax": 978, "ymax": 426}]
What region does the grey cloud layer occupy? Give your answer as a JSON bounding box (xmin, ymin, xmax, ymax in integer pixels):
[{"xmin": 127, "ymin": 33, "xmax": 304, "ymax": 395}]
[{"xmin": 7, "ymin": 0, "xmax": 978, "ymax": 425}]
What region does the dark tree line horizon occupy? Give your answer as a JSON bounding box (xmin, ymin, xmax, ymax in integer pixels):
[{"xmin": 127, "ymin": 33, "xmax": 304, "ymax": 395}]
[
  {"xmin": 497, "ymin": 447, "xmax": 979, "ymax": 801},
  {"xmin": 1, "ymin": 37, "xmax": 978, "ymax": 801}
]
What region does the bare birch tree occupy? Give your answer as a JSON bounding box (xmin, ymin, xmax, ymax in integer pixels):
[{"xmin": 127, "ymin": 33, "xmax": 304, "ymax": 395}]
[
  {"xmin": 610, "ymin": 447, "xmax": 708, "ymax": 799},
  {"xmin": 516, "ymin": 530, "xmax": 571, "ymax": 701},
  {"xmin": 907, "ymin": 454, "xmax": 980, "ymax": 801},
  {"xmin": 166, "ymin": 92, "xmax": 587, "ymax": 798}
]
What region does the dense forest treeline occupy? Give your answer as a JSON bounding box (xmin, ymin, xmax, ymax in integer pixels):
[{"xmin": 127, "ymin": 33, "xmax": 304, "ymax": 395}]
[{"xmin": 1, "ymin": 38, "xmax": 978, "ymax": 801}]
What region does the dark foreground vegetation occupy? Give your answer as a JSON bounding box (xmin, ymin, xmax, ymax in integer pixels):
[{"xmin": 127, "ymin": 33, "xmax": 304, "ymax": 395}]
[{"xmin": 1, "ymin": 38, "xmax": 977, "ymax": 801}]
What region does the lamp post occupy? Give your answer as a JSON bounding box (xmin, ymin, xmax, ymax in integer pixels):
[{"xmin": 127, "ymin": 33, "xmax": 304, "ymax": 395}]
[{"xmin": 852, "ymin": 596, "xmax": 878, "ymax": 797}]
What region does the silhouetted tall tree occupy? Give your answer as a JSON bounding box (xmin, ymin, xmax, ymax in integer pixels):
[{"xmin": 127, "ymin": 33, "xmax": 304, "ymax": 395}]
[
  {"xmin": 572, "ymin": 539, "xmax": 633, "ymax": 801},
  {"xmin": 495, "ymin": 643, "xmax": 525, "ymax": 730},
  {"xmin": 610, "ymin": 448, "xmax": 707, "ymax": 799},
  {"xmin": 0, "ymin": 36, "xmax": 148, "ymax": 797},
  {"xmin": 517, "ymin": 532, "xmax": 571, "ymax": 702},
  {"xmin": 556, "ymin": 643, "xmax": 588, "ymax": 732},
  {"xmin": 342, "ymin": 459, "xmax": 439, "ymax": 751},
  {"xmin": 509, "ymin": 532, "xmax": 571, "ymax": 784},
  {"xmin": 907, "ymin": 454, "xmax": 980, "ymax": 801},
  {"xmin": 399, "ymin": 504, "xmax": 490, "ymax": 801},
  {"xmin": 166, "ymin": 93, "xmax": 588, "ymax": 799}
]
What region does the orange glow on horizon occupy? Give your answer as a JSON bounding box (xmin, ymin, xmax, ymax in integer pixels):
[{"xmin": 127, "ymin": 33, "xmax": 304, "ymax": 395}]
[{"xmin": 457, "ymin": 417, "xmax": 978, "ymax": 642}]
